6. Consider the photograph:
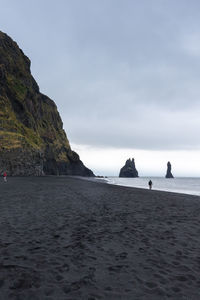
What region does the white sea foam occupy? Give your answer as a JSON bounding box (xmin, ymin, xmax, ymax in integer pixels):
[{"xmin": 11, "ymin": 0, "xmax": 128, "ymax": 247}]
[{"xmin": 105, "ymin": 177, "xmax": 200, "ymax": 196}]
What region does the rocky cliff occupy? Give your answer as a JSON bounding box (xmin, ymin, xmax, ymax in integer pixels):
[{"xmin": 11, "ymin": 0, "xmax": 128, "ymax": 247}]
[
  {"xmin": 165, "ymin": 161, "xmax": 174, "ymax": 178},
  {"xmin": 0, "ymin": 31, "xmax": 94, "ymax": 176},
  {"xmin": 119, "ymin": 158, "xmax": 139, "ymax": 177}
]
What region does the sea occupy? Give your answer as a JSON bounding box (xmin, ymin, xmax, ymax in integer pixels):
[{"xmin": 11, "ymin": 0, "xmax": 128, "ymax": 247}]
[{"xmin": 104, "ymin": 177, "xmax": 200, "ymax": 196}]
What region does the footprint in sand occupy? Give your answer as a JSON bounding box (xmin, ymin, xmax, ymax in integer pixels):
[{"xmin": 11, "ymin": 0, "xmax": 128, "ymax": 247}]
[
  {"xmin": 172, "ymin": 286, "xmax": 181, "ymax": 293},
  {"xmin": 0, "ymin": 279, "xmax": 4, "ymax": 288},
  {"xmin": 175, "ymin": 275, "xmax": 188, "ymax": 282},
  {"xmin": 108, "ymin": 265, "xmax": 123, "ymax": 272},
  {"xmin": 145, "ymin": 281, "xmax": 158, "ymax": 289}
]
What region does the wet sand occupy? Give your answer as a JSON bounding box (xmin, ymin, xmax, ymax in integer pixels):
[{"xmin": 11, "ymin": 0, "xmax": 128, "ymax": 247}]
[{"xmin": 0, "ymin": 176, "xmax": 200, "ymax": 299}]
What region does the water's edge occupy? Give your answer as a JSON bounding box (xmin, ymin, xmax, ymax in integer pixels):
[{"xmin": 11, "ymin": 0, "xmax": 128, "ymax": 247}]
[{"xmin": 104, "ymin": 177, "xmax": 200, "ymax": 196}]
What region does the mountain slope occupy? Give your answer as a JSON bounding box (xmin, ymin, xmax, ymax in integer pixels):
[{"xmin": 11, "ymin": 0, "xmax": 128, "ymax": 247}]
[{"xmin": 0, "ymin": 31, "xmax": 94, "ymax": 176}]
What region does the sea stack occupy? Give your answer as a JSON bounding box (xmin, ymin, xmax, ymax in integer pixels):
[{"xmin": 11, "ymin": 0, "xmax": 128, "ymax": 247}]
[
  {"xmin": 119, "ymin": 158, "xmax": 139, "ymax": 178},
  {"xmin": 165, "ymin": 161, "xmax": 174, "ymax": 178},
  {"xmin": 0, "ymin": 31, "xmax": 94, "ymax": 176}
]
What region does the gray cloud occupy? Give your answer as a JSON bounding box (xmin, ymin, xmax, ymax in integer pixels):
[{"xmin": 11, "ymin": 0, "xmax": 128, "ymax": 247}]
[{"xmin": 1, "ymin": 0, "xmax": 200, "ymax": 150}]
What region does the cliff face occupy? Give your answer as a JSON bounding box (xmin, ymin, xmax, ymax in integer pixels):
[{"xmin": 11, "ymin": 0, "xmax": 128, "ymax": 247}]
[
  {"xmin": 0, "ymin": 31, "xmax": 94, "ymax": 176},
  {"xmin": 165, "ymin": 161, "xmax": 174, "ymax": 178},
  {"xmin": 119, "ymin": 158, "xmax": 139, "ymax": 178}
]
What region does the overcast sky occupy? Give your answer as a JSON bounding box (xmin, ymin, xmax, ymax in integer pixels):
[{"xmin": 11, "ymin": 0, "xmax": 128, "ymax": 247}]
[{"xmin": 1, "ymin": 0, "xmax": 200, "ymax": 176}]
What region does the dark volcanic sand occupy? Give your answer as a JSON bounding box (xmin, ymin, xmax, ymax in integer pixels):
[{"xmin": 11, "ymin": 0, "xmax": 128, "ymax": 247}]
[{"xmin": 0, "ymin": 177, "xmax": 200, "ymax": 299}]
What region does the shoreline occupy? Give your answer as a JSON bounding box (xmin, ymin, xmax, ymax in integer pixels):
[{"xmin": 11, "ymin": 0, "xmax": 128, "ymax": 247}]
[
  {"xmin": 76, "ymin": 175, "xmax": 200, "ymax": 198},
  {"xmin": 99, "ymin": 176, "xmax": 200, "ymax": 197},
  {"xmin": 0, "ymin": 176, "xmax": 200, "ymax": 299}
]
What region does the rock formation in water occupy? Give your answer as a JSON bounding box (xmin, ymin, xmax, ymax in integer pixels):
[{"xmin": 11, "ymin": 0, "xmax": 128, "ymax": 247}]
[
  {"xmin": 165, "ymin": 161, "xmax": 174, "ymax": 178},
  {"xmin": 0, "ymin": 31, "xmax": 94, "ymax": 176},
  {"xmin": 119, "ymin": 158, "xmax": 139, "ymax": 177}
]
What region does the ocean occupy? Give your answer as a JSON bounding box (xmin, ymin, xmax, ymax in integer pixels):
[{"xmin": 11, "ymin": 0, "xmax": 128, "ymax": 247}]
[{"xmin": 105, "ymin": 177, "xmax": 200, "ymax": 196}]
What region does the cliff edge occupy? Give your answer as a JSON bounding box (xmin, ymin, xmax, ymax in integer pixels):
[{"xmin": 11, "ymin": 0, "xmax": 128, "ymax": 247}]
[{"xmin": 0, "ymin": 31, "xmax": 94, "ymax": 176}]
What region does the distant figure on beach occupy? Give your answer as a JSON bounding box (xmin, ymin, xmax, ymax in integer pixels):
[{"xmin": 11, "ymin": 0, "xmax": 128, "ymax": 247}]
[
  {"xmin": 3, "ymin": 171, "xmax": 7, "ymax": 182},
  {"xmin": 148, "ymin": 180, "xmax": 152, "ymax": 190}
]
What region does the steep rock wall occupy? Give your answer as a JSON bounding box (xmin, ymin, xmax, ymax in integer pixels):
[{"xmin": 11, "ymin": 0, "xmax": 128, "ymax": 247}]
[{"xmin": 0, "ymin": 31, "xmax": 94, "ymax": 176}]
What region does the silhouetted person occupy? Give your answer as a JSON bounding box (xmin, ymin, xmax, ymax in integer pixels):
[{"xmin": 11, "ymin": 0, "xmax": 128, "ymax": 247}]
[
  {"xmin": 3, "ymin": 171, "xmax": 7, "ymax": 182},
  {"xmin": 148, "ymin": 180, "xmax": 152, "ymax": 190}
]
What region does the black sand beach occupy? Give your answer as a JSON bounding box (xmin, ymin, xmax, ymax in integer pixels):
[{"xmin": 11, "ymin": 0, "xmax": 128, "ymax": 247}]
[{"xmin": 0, "ymin": 177, "xmax": 200, "ymax": 299}]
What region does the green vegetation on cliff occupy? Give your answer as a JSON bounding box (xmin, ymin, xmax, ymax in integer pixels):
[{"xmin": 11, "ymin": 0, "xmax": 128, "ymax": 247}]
[{"xmin": 0, "ymin": 31, "xmax": 94, "ymax": 176}]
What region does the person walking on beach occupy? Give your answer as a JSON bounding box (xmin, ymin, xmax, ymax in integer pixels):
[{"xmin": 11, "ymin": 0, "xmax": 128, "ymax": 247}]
[
  {"xmin": 3, "ymin": 171, "xmax": 7, "ymax": 182},
  {"xmin": 148, "ymin": 180, "xmax": 152, "ymax": 190}
]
